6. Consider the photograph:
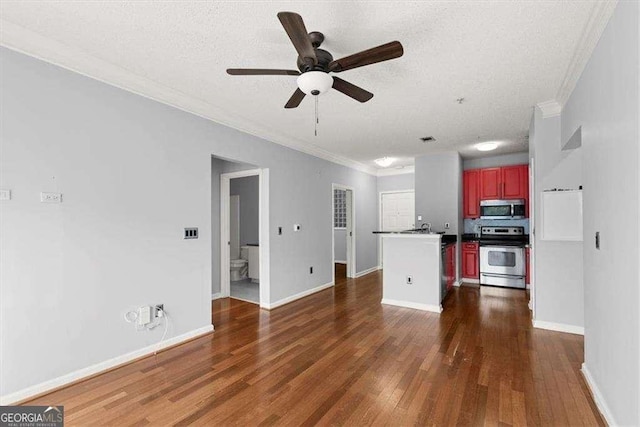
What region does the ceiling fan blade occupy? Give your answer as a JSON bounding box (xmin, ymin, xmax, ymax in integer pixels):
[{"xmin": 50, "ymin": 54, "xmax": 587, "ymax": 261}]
[
  {"xmin": 329, "ymin": 41, "xmax": 404, "ymax": 73},
  {"xmin": 332, "ymin": 77, "xmax": 373, "ymax": 103},
  {"xmin": 227, "ymin": 68, "xmax": 300, "ymax": 76},
  {"xmin": 285, "ymin": 88, "xmax": 306, "ymax": 108},
  {"xmin": 277, "ymin": 12, "xmax": 317, "ymax": 65}
]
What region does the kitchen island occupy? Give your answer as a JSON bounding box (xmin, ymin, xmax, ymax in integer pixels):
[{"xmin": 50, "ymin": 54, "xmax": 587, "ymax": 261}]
[{"xmin": 377, "ymin": 232, "xmax": 453, "ymax": 313}]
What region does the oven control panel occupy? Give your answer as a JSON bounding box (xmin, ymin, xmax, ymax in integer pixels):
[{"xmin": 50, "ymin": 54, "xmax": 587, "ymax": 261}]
[{"xmin": 481, "ymin": 226, "xmax": 524, "ymax": 236}]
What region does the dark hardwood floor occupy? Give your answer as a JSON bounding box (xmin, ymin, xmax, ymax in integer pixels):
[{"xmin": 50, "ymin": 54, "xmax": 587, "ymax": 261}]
[{"xmin": 25, "ymin": 270, "xmax": 603, "ymax": 425}]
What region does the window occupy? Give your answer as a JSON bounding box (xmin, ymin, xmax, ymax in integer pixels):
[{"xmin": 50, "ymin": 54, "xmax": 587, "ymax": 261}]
[{"xmin": 334, "ymin": 189, "xmax": 347, "ymax": 228}]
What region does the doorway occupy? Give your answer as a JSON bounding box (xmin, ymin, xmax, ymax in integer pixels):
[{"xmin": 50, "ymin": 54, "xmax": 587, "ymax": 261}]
[
  {"xmin": 332, "ymin": 184, "xmax": 355, "ymax": 283},
  {"xmin": 379, "ymin": 190, "xmax": 415, "ymax": 266},
  {"xmin": 220, "ymin": 168, "xmax": 270, "ymax": 308}
]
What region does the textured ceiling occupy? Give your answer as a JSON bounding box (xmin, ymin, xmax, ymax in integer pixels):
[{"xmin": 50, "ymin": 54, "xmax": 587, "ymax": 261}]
[{"xmin": 0, "ymin": 1, "xmax": 601, "ymax": 170}]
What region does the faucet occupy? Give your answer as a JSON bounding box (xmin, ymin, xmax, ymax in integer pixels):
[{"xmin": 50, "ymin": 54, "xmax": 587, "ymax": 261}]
[{"xmin": 421, "ymin": 222, "xmax": 432, "ymax": 233}]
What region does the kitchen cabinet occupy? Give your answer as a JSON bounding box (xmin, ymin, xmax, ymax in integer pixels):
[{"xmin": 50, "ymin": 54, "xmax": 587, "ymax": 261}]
[
  {"xmin": 446, "ymin": 243, "xmax": 457, "ymax": 291},
  {"xmin": 464, "ymin": 164, "xmax": 530, "ymax": 218},
  {"xmin": 462, "ymin": 242, "xmax": 479, "ymax": 279},
  {"xmin": 526, "ymin": 247, "xmax": 531, "ymax": 285},
  {"xmin": 479, "ymin": 165, "xmax": 528, "ymax": 200},
  {"xmin": 463, "ymin": 170, "xmax": 480, "ymax": 218},
  {"xmin": 480, "ymin": 168, "xmax": 502, "ymax": 200}
]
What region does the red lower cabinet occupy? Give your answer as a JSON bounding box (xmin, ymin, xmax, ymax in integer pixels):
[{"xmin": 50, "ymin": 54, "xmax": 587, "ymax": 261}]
[
  {"xmin": 462, "ymin": 242, "xmax": 479, "ymax": 279},
  {"xmin": 526, "ymin": 247, "xmax": 531, "ymax": 285}
]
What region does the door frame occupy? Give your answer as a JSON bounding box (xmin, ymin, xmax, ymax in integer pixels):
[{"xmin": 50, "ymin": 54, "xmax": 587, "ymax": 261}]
[
  {"xmin": 378, "ymin": 189, "xmax": 415, "ymax": 266},
  {"xmin": 332, "ymin": 184, "xmax": 356, "ymax": 281},
  {"xmin": 528, "ymin": 158, "xmax": 536, "ymax": 317},
  {"xmin": 220, "ymin": 168, "xmax": 270, "ymax": 308}
]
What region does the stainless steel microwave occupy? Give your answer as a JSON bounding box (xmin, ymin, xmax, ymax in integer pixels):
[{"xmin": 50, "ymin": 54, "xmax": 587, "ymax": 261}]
[{"xmin": 480, "ymin": 199, "xmax": 526, "ymax": 219}]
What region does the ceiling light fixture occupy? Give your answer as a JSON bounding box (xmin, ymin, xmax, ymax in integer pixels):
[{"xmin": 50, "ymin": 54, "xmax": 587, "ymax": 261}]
[
  {"xmin": 297, "ymin": 71, "xmax": 333, "ymax": 96},
  {"xmin": 476, "ymin": 142, "xmax": 499, "ymax": 152},
  {"xmin": 374, "ymin": 157, "xmax": 395, "ymax": 167}
]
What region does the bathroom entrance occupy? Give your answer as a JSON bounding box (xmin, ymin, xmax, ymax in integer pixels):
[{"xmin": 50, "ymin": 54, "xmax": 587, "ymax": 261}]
[
  {"xmin": 219, "ymin": 167, "xmax": 270, "ymax": 307},
  {"xmin": 332, "ymin": 184, "xmax": 356, "ymax": 282}
]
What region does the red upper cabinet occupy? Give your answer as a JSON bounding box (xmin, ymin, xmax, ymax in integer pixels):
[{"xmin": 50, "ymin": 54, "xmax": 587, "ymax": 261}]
[
  {"xmin": 502, "ymin": 165, "xmax": 528, "ymax": 200},
  {"xmin": 463, "ymin": 164, "xmax": 530, "ymax": 218},
  {"xmin": 480, "ymin": 168, "xmax": 501, "ymax": 200},
  {"xmin": 463, "ymin": 170, "xmax": 480, "ymax": 218}
]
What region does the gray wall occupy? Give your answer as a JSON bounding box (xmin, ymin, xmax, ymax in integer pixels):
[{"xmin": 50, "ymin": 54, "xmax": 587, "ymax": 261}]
[
  {"xmin": 377, "ymin": 173, "xmax": 415, "ymax": 192},
  {"xmin": 414, "ymin": 152, "xmax": 462, "ymax": 234},
  {"xmin": 230, "ymin": 175, "xmax": 259, "ymax": 246},
  {"xmin": 462, "ymin": 152, "xmax": 529, "ymax": 170},
  {"xmin": 529, "ymin": 109, "xmax": 583, "ymax": 330},
  {"xmin": 560, "ymin": 1, "xmax": 639, "ymax": 424},
  {"xmin": 0, "ymin": 47, "xmax": 379, "ymax": 398}
]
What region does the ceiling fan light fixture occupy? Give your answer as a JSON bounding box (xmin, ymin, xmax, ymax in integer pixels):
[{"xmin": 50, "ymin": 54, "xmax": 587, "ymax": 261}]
[
  {"xmin": 374, "ymin": 157, "xmax": 395, "ymax": 167},
  {"xmin": 476, "ymin": 141, "xmax": 499, "ymax": 152},
  {"xmin": 297, "ymin": 71, "xmax": 333, "ymax": 96}
]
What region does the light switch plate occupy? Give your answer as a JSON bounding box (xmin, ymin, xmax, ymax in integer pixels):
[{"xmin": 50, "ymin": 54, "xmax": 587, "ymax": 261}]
[
  {"xmin": 417, "ymin": 215, "xmax": 422, "ymax": 221},
  {"xmin": 0, "ymin": 189, "xmax": 11, "ymax": 201},
  {"xmin": 41, "ymin": 192, "xmax": 62, "ymax": 203},
  {"xmin": 138, "ymin": 306, "xmax": 152, "ymax": 326}
]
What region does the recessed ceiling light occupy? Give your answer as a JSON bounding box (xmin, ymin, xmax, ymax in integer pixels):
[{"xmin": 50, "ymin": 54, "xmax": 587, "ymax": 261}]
[
  {"xmin": 374, "ymin": 157, "xmax": 395, "ymax": 167},
  {"xmin": 476, "ymin": 142, "xmax": 499, "ymax": 152}
]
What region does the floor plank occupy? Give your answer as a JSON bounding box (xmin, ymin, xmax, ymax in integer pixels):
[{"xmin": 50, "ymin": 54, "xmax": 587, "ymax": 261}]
[{"xmin": 23, "ymin": 271, "xmax": 604, "ymax": 426}]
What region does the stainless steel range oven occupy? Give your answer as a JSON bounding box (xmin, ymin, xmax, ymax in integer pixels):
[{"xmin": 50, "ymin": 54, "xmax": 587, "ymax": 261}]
[{"xmin": 479, "ymin": 226, "xmax": 526, "ymax": 289}]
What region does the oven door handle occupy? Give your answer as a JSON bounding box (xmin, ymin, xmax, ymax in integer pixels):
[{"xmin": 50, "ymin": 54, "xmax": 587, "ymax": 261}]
[
  {"xmin": 481, "ymin": 272, "xmax": 525, "ymax": 279},
  {"xmin": 510, "ymin": 204, "xmax": 514, "ymax": 217}
]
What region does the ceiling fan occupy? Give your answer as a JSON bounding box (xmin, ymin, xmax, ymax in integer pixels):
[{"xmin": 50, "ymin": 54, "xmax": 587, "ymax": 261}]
[{"xmin": 227, "ymin": 12, "xmax": 404, "ymax": 109}]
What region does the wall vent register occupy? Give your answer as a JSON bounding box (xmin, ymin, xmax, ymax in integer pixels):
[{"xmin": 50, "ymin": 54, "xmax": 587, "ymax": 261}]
[{"xmin": 184, "ymin": 227, "xmax": 198, "ymax": 239}]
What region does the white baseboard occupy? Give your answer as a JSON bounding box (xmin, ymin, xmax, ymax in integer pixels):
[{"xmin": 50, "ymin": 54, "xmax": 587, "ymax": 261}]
[
  {"xmin": 460, "ymin": 278, "xmax": 480, "ymax": 284},
  {"xmin": 334, "ymin": 260, "xmax": 347, "ymax": 265},
  {"xmin": 0, "ymin": 325, "xmax": 214, "ymax": 405},
  {"xmin": 263, "ymin": 281, "xmax": 334, "ymax": 310},
  {"xmin": 381, "ymin": 298, "xmax": 442, "ymax": 313},
  {"xmin": 211, "ymin": 292, "xmax": 223, "ymax": 300},
  {"xmin": 581, "ymin": 364, "xmax": 616, "ymax": 426},
  {"xmin": 355, "ymin": 265, "xmax": 380, "ymax": 278},
  {"xmin": 453, "ymin": 280, "xmax": 461, "ymax": 287},
  {"xmin": 532, "ymin": 320, "xmax": 584, "ymax": 335}
]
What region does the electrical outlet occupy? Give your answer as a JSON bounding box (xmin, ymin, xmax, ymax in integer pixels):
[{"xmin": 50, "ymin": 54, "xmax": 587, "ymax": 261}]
[
  {"xmin": 444, "ymin": 222, "xmax": 450, "ymax": 229},
  {"xmin": 417, "ymin": 215, "xmax": 422, "ymax": 221},
  {"xmin": 0, "ymin": 189, "xmax": 11, "ymax": 201},
  {"xmin": 406, "ymin": 275, "xmax": 413, "ymax": 285},
  {"xmin": 40, "ymin": 192, "xmax": 62, "ymax": 203},
  {"xmin": 310, "ymin": 266, "xmax": 313, "ymax": 274},
  {"xmin": 293, "ymin": 224, "xmax": 301, "ymax": 232},
  {"xmin": 155, "ymin": 304, "xmax": 164, "ymax": 318}
]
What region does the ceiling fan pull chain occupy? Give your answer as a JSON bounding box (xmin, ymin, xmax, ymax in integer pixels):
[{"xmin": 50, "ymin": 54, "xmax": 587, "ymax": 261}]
[{"xmin": 315, "ymin": 96, "xmax": 319, "ymax": 136}]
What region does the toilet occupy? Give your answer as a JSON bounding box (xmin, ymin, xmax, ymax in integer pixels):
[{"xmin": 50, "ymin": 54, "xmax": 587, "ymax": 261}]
[{"xmin": 230, "ymin": 246, "xmax": 249, "ymax": 281}]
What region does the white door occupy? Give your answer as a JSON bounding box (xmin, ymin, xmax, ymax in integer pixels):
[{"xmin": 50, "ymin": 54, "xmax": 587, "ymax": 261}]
[
  {"xmin": 382, "ymin": 192, "xmax": 415, "ymax": 231},
  {"xmin": 230, "ymin": 195, "xmax": 240, "ymax": 260},
  {"xmin": 380, "ymin": 191, "xmax": 415, "ymax": 266}
]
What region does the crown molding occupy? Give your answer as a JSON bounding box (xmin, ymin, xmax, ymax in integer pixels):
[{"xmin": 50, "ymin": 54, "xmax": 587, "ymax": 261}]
[
  {"xmin": 376, "ymin": 165, "xmax": 415, "ymax": 177},
  {"xmin": 536, "ymin": 100, "xmax": 562, "ymax": 118},
  {"xmin": 0, "ymin": 19, "xmax": 377, "ymax": 176},
  {"xmin": 556, "ymin": 0, "xmax": 618, "ymax": 106}
]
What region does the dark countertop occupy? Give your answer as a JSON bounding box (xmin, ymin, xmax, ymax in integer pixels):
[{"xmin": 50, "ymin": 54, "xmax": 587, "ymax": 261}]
[{"xmin": 461, "ymin": 234, "xmax": 531, "ymax": 244}]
